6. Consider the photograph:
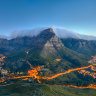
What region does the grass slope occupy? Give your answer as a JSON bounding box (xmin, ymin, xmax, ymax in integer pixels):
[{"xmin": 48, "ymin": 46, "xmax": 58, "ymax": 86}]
[{"xmin": 0, "ymin": 82, "xmax": 96, "ymax": 96}]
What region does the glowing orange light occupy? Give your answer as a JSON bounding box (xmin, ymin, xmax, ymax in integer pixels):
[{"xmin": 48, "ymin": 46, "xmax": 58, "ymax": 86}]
[{"xmin": 56, "ymin": 59, "xmax": 61, "ymax": 61}]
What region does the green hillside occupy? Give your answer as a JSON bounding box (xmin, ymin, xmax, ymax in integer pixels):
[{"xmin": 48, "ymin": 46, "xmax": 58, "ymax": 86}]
[{"xmin": 0, "ymin": 82, "xmax": 96, "ymax": 96}]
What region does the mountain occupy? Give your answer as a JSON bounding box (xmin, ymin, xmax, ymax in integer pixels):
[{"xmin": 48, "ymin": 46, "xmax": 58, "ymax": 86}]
[
  {"xmin": 3, "ymin": 28, "xmax": 90, "ymax": 77},
  {"xmin": 61, "ymin": 38, "xmax": 96, "ymax": 56},
  {"xmin": 0, "ymin": 27, "xmax": 96, "ymax": 57},
  {"xmin": 1, "ymin": 28, "xmax": 96, "ymax": 93}
]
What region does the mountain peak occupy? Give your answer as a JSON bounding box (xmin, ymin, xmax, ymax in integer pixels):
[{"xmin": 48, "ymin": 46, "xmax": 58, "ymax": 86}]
[
  {"xmin": 42, "ymin": 28, "xmax": 54, "ymax": 34},
  {"xmin": 45, "ymin": 28, "xmax": 54, "ymax": 32},
  {"xmin": 37, "ymin": 28, "xmax": 55, "ymax": 40}
]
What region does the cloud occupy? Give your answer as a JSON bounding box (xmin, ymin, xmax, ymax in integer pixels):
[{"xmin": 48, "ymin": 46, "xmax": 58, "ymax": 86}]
[
  {"xmin": 8, "ymin": 27, "xmax": 45, "ymax": 39},
  {"xmin": 0, "ymin": 26, "xmax": 96, "ymax": 40}
]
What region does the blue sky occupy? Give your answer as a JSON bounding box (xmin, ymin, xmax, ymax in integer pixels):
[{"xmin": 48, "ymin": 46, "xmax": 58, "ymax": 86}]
[{"xmin": 0, "ymin": 0, "xmax": 96, "ymax": 36}]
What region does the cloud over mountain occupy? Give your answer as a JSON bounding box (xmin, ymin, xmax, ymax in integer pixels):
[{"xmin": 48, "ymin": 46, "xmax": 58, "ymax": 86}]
[{"xmin": 1, "ymin": 27, "xmax": 96, "ymax": 40}]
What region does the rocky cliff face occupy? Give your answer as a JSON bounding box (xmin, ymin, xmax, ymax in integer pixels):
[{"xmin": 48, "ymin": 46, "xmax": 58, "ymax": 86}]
[
  {"xmin": 61, "ymin": 38, "xmax": 96, "ymax": 56},
  {"xmin": 41, "ymin": 35, "xmax": 65, "ymax": 57},
  {"xmin": 31, "ymin": 28, "xmax": 65, "ymax": 58}
]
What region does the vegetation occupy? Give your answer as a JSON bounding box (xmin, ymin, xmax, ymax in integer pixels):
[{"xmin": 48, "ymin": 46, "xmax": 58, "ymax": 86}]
[{"xmin": 1, "ymin": 82, "xmax": 96, "ymax": 96}]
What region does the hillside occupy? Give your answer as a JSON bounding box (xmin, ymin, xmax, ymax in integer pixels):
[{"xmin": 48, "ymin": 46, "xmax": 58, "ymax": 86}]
[
  {"xmin": 61, "ymin": 38, "xmax": 96, "ymax": 56},
  {"xmin": 1, "ymin": 82, "xmax": 96, "ymax": 96}
]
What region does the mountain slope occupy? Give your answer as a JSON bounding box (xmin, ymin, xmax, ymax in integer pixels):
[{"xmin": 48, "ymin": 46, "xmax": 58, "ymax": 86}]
[
  {"xmin": 3, "ymin": 28, "xmax": 90, "ymax": 86},
  {"xmin": 1, "ymin": 83, "xmax": 96, "ymax": 96},
  {"xmin": 61, "ymin": 38, "xmax": 96, "ymax": 56}
]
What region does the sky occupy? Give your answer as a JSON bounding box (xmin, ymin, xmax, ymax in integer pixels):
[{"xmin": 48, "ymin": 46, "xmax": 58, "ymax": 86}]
[{"xmin": 0, "ymin": 0, "xmax": 96, "ymax": 36}]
